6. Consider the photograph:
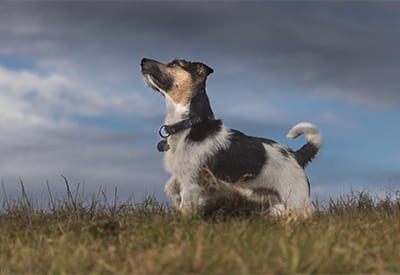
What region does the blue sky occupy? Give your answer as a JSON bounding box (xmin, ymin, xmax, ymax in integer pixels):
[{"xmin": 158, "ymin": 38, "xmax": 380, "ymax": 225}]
[{"xmin": 0, "ymin": 2, "xmax": 399, "ymax": 204}]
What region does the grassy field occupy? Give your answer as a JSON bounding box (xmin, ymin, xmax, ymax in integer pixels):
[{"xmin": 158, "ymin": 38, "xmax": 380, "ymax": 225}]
[{"xmin": 1, "ymin": 182, "xmax": 400, "ymax": 274}]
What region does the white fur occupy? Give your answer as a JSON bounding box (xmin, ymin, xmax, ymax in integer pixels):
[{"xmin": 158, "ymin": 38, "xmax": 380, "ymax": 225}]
[
  {"xmin": 164, "ymin": 127, "xmax": 231, "ymax": 210},
  {"xmin": 287, "ymin": 122, "xmax": 322, "ymax": 148},
  {"xmin": 163, "ymin": 97, "xmax": 231, "ymax": 212},
  {"xmin": 160, "ymin": 83, "xmax": 318, "ymax": 216}
]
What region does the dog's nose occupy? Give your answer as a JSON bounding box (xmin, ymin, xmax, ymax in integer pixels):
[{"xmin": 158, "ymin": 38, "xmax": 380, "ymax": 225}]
[
  {"xmin": 141, "ymin": 58, "xmax": 156, "ymax": 67},
  {"xmin": 141, "ymin": 58, "xmax": 149, "ymax": 67}
]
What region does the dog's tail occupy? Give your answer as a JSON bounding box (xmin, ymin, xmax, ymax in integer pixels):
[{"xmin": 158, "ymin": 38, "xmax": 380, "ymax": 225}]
[{"xmin": 286, "ymin": 122, "xmax": 322, "ymax": 168}]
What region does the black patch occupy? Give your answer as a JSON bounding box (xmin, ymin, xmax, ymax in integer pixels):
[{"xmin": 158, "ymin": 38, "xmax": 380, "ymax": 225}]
[
  {"xmin": 186, "ymin": 88, "xmax": 221, "ymax": 142},
  {"xmin": 207, "ymin": 130, "xmax": 267, "ymax": 183},
  {"xmin": 294, "ymin": 143, "xmax": 319, "ymax": 168},
  {"xmin": 189, "ymin": 89, "xmax": 214, "ymax": 120},
  {"xmin": 187, "ymin": 120, "xmax": 223, "ymax": 142}
]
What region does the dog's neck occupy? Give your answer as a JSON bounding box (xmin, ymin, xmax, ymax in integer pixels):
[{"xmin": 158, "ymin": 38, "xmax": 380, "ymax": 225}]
[
  {"xmin": 164, "ymin": 89, "xmax": 214, "ymax": 126},
  {"xmin": 159, "ymin": 89, "xmax": 221, "ymax": 149},
  {"xmin": 165, "ymin": 97, "xmax": 189, "ymax": 125}
]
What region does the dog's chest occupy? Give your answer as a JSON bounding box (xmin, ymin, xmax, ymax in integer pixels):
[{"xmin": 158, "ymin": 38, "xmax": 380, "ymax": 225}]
[
  {"xmin": 163, "ymin": 133, "xmax": 204, "ymax": 180},
  {"xmin": 163, "ymin": 127, "xmax": 231, "ymax": 183}
]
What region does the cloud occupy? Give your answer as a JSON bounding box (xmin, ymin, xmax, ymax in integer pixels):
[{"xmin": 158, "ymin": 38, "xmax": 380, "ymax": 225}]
[
  {"xmin": 0, "ymin": 66, "xmax": 68, "ymax": 127},
  {"xmin": 0, "ymin": 64, "xmax": 168, "ymax": 200},
  {"xmin": 0, "ymin": 120, "xmax": 167, "ymax": 201},
  {"xmin": 2, "ymin": 2, "xmax": 400, "ymax": 108},
  {"xmin": 0, "ymin": 65, "xmax": 162, "ymax": 125},
  {"xmin": 1, "ymin": 2, "xmax": 399, "ymax": 203}
]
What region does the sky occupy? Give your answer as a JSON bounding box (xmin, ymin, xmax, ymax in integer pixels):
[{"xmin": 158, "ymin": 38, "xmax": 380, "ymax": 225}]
[{"xmin": 0, "ymin": 1, "xmax": 399, "ymax": 205}]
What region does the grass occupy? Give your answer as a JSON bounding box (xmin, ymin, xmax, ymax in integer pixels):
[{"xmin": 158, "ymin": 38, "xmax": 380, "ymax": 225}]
[{"xmin": 1, "ymin": 180, "xmax": 400, "ymax": 274}]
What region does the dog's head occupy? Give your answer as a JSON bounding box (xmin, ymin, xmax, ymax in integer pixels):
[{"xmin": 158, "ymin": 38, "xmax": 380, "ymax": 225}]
[{"xmin": 141, "ymin": 58, "xmax": 213, "ymax": 105}]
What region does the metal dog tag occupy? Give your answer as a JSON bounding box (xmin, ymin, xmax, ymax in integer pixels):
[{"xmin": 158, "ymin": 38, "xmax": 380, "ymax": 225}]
[{"xmin": 157, "ymin": 139, "xmax": 170, "ymax": 152}]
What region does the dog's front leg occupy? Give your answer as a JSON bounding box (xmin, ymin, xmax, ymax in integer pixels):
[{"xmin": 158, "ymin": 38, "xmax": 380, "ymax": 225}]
[
  {"xmin": 179, "ymin": 183, "xmax": 204, "ymax": 216},
  {"xmin": 165, "ymin": 177, "xmax": 181, "ymax": 208}
]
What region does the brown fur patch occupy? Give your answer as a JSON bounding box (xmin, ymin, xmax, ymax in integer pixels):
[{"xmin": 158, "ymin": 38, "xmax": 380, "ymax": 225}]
[
  {"xmin": 148, "ymin": 62, "xmax": 194, "ymax": 105},
  {"xmin": 166, "ymin": 68, "xmax": 194, "ymax": 105},
  {"xmin": 198, "ymin": 167, "xmax": 282, "ymax": 218}
]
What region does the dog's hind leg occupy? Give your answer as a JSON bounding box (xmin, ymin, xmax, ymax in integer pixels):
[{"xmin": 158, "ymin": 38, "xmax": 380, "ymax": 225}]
[
  {"xmin": 269, "ymin": 203, "xmax": 287, "ymax": 217},
  {"xmin": 165, "ymin": 177, "xmax": 181, "ymax": 208}
]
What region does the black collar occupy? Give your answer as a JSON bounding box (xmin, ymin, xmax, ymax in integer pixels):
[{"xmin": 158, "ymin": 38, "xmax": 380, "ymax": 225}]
[{"xmin": 158, "ymin": 116, "xmax": 210, "ymax": 138}]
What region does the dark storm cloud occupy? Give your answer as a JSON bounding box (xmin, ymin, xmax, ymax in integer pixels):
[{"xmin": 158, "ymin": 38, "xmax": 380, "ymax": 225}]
[{"xmin": 1, "ymin": 2, "xmax": 400, "ymax": 106}]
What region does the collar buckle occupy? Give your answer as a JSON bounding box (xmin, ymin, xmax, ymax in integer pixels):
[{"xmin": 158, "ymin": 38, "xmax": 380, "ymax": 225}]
[{"xmin": 159, "ymin": 125, "xmax": 170, "ymax": 138}]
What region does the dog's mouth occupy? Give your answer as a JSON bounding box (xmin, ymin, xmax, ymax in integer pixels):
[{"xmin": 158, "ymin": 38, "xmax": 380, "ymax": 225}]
[
  {"xmin": 141, "ymin": 58, "xmax": 175, "ymax": 98},
  {"xmin": 142, "ymin": 70, "xmax": 171, "ymax": 99},
  {"xmin": 141, "ymin": 69, "xmax": 169, "ymax": 96},
  {"xmin": 142, "ymin": 72, "xmax": 163, "ymax": 94}
]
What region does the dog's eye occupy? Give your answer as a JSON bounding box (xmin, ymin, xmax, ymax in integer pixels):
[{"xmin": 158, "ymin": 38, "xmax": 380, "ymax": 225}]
[{"xmin": 169, "ymin": 60, "xmax": 181, "ymax": 68}]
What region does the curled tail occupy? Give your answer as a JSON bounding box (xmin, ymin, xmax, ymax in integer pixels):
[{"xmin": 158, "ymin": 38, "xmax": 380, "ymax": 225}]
[{"xmin": 286, "ymin": 122, "xmax": 322, "ymax": 168}]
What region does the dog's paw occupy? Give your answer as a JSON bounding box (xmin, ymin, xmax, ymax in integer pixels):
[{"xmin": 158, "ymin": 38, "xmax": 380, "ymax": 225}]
[{"xmin": 269, "ymin": 203, "xmax": 286, "ymax": 217}]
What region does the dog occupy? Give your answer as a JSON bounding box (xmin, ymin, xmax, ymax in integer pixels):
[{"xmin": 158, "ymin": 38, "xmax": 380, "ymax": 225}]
[{"xmin": 141, "ymin": 58, "xmax": 322, "ymax": 217}]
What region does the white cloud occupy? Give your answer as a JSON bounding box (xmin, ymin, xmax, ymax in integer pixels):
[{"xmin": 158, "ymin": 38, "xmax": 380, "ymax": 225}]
[
  {"xmin": 0, "ymin": 66, "xmax": 66, "ymax": 128},
  {"xmin": 0, "ymin": 65, "xmax": 167, "ymax": 201},
  {"xmin": 0, "ymin": 65, "xmax": 161, "ymax": 127},
  {"xmin": 0, "ymin": 120, "xmax": 167, "ymax": 201}
]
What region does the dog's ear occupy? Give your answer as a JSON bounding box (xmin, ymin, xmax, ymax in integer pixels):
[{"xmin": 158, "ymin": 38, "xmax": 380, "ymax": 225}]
[{"xmin": 197, "ymin": 63, "xmax": 214, "ymax": 77}]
